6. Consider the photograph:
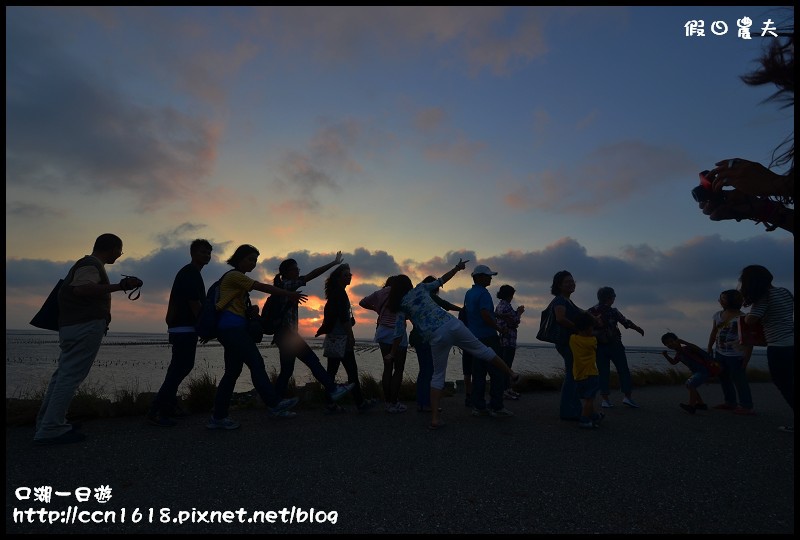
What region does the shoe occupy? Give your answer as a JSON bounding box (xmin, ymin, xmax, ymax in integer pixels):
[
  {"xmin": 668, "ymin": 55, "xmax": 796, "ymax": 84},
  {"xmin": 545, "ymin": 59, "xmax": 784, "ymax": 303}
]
[
  {"xmin": 503, "ymin": 390, "xmax": 520, "ymax": 401},
  {"xmin": 591, "ymin": 412, "xmax": 605, "ymax": 425},
  {"xmin": 269, "ymin": 410, "xmax": 298, "ymax": 419},
  {"xmin": 778, "ymin": 425, "xmax": 794, "ymax": 433},
  {"xmin": 579, "ymin": 420, "xmax": 597, "ymax": 429},
  {"xmin": 394, "ymin": 402, "xmax": 407, "ymax": 412},
  {"xmin": 622, "ymin": 398, "xmax": 640, "ymax": 408},
  {"xmin": 694, "ymin": 403, "xmax": 708, "ymax": 411},
  {"xmin": 328, "ymin": 383, "xmax": 354, "ymax": 402},
  {"xmin": 471, "ymin": 407, "xmax": 489, "ymax": 417},
  {"xmin": 34, "ymin": 429, "xmax": 87, "ymax": 446},
  {"xmin": 464, "ymin": 394, "xmax": 473, "ymax": 407},
  {"xmin": 206, "ymin": 416, "xmax": 240, "ymax": 430},
  {"xmin": 324, "ymin": 404, "xmax": 348, "ymax": 415},
  {"xmin": 489, "ymin": 407, "xmax": 515, "ymax": 418},
  {"xmin": 732, "ymin": 406, "xmax": 756, "ymax": 416},
  {"xmin": 428, "ymin": 421, "xmax": 446, "ymax": 431},
  {"xmin": 270, "ymin": 397, "xmax": 299, "ymax": 415},
  {"xmin": 679, "ymin": 403, "xmax": 696, "ymax": 415},
  {"xmin": 147, "ymin": 412, "xmax": 177, "ymax": 427},
  {"xmin": 712, "ymin": 403, "xmax": 736, "ymax": 410},
  {"xmin": 601, "ymin": 400, "xmax": 614, "ymax": 409},
  {"xmin": 357, "ymin": 398, "xmax": 378, "ymax": 412}
]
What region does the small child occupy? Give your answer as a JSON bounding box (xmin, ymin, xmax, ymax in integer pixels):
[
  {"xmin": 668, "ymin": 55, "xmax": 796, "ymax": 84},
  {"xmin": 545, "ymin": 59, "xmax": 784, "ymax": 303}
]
[
  {"xmin": 660, "ymin": 332, "xmax": 710, "ymax": 414},
  {"xmin": 570, "ymin": 312, "xmax": 604, "ymax": 429}
]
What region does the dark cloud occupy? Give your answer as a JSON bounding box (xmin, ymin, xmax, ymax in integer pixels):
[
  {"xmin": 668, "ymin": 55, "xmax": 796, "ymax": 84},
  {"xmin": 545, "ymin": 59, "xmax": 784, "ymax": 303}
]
[{"xmin": 5, "ymin": 15, "xmax": 218, "ymax": 212}]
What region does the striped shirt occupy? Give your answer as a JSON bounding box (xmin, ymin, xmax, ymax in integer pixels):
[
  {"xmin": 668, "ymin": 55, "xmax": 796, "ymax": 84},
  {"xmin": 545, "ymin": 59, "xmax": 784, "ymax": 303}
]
[{"xmin": 749, "ymin": 287, "xmax": 794, "ymax": 347}]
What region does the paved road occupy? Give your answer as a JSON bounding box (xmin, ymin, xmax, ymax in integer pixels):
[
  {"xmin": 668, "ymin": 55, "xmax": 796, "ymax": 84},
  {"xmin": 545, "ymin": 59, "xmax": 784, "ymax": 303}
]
[{"xmin": 5, "ymin": 383, "xmax": 794, "ymax": 534}]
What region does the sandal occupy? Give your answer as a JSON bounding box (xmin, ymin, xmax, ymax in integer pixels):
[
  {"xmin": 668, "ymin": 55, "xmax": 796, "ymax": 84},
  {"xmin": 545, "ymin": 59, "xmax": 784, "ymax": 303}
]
[
  {"xmin": 428, "ymin": 421, "xmax": 446, "ymax": 431},
  {"xmin": 417, "ymin": 406, "xmax": 443, "ymax": 412}
]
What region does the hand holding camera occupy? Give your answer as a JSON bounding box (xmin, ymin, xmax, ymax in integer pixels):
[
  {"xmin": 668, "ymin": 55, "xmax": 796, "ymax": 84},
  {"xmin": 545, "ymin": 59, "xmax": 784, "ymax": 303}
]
[{"xmin": 120, "ymin": 275, "xmax": 143, "ymax": 300}]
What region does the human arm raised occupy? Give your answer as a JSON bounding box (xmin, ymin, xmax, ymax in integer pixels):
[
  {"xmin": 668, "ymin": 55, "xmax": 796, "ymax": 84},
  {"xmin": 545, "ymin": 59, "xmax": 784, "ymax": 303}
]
[
  {"xmin": 438, "ymin": 258, "xmax": 468, "ymax": 286},
  {"xmin": 301, "ymin": 251, "xmax": 344, "ymax": 282}
]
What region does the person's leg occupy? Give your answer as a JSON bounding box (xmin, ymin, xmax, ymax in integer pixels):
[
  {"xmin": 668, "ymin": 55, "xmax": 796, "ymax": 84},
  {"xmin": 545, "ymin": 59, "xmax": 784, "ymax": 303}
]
[
  {"xmin": 324, "ymin": 355, "xmax": 343, "ymax": 406},
  {"xmin": 274, "ymin": 334, "xmax": 297, "ymax": 399},
  {"xmin": 483, "ymin": 337, "xmax": 505, "ymax": 411},
  {"xmin": 339, "ymin": 348, "xmax": 364, "ymax": 406},
  {"xmin": 429, "ymin": 327, "xmax": 453, "ymax": 426},
  {"xmin": 295, "ymin": 339, "xmax": 338, "ymax": 394},
  {"xmin": 390, "ymin": 347, "xmax": 407, "ymax": 406},
  {"xmin": 462, "ymin": 352, "xmax": 473, "ymax": 407},
  {"xmin": 611, "ymin": 342, "xmax": 633, "ymax": 399},
  {"xmin": 767, "ymin": 345, "xmax": 794, "ymax": 411},
  {"xmin": 596, "ymin": 344, "xmax": 612, "ymax": 403},
  {"xmin": 716, "ymin": 353, "xmax": 737, "ymax": 407},
  {"xmin": 471, "ymin": 353, "xmax": 489, "ymax": 411},
  {"xmin": 212, "ymin": 330, "xmax": 246, "ymax": 420},
  {"xmin": 556, "ymin": 343, "xmax": 581, "ymax": 420},
  {"xmin": 35, "ymin": 320, "xmax": 105, "ymax": 440},
  {"xmin": 241, "ymin": 336, "xmax": 281, "ymax": 408},
  {"xmin": 152, "ymin": 332, "xmax": 197, "ymax": 416},
  {"xmin": 502, "ymin": 346, "xmax": 517, "ymax": 393},
  {"xmin": 730, "ymin": 355, "xmax": 753, "ymax": 409},
  {"xmin": 379, "ymin": 342, "xmax": 393, "ymax": 403},
  {"xmin": 415, "ymin": 343, "xmax": 433, "ymax": 409}
]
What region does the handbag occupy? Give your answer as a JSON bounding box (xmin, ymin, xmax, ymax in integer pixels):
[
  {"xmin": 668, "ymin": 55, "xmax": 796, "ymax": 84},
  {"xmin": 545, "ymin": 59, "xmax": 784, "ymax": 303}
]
[
  {"xmin": 738, "ymin": 315, "xmax": 767, "ymax": 347},
  {"xmin": 245, "ymin": 294, "xmax": 264, "ymax": 343},
  {"xmin": 247, "ymin": 315, "xmax": 264, "ymax": 343},
  {"xmin": 30, "ymin": 279, "xmax": 64, "ymax": 332},
  {"xmin": 536, "ymin": 303, "xmax": 563, "ymax": 345},
  {"xmin": 323, "ymin": 334, "xmax": 348, "ymax": 359}
]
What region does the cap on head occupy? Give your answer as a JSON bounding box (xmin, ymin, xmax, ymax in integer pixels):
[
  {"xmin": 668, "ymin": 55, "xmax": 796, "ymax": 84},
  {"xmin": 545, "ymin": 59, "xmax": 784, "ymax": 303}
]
[{"xmin": 471, "ymin": 264, "xmax": 498, "ymax": 277}]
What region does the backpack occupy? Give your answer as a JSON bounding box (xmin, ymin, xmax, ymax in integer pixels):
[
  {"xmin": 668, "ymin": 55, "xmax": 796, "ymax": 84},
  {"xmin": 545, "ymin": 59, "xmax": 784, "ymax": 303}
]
[
  {"xmin": 195, "ymin": 270, "xmax": 234, "ymax": 342},
  {"xmin": 260, "ymin": 294, "xmax": 288, "ymax": 335}
]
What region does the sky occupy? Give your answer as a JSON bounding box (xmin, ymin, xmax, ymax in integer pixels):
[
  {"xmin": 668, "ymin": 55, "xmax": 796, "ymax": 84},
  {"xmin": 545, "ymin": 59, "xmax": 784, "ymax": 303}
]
[{"xmin": 6, "ymin": 6, "xmax": 794, "ymax": 348}]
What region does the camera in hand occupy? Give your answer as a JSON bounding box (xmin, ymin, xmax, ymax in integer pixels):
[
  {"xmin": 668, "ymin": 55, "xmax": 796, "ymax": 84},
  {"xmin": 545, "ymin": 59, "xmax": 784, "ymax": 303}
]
[{"xmin": 691, "ymin": 170, "xmax": 725, "ymax": 203}]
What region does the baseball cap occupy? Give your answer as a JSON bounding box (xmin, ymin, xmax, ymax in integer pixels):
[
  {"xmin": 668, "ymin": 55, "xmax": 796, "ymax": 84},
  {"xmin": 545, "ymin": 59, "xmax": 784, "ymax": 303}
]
[{"xmin": 471, "ymin": 264, "xmax": 497, "ymax": 276}]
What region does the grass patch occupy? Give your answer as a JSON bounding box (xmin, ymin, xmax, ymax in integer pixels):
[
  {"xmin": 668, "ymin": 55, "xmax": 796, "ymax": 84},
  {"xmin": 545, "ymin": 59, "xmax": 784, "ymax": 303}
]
[{"xmin": 6, "ymin": 366, "xmax": 773, "ymax": 426}]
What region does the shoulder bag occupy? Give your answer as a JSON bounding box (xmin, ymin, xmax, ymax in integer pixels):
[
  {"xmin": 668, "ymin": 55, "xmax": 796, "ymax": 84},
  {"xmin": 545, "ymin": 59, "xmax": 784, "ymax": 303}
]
[
  {"xmin": 30, "ymin": 279, "xmax": 64, "ymax": 332},
  {"xmin": 738, "ymin": 315, "xmax": 767, "ymax": 347}
]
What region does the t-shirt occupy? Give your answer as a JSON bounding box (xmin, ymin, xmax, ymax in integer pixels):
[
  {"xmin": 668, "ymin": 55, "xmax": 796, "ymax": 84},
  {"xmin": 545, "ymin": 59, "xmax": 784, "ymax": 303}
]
[
  {"xmin": 464, "ymin": 285, "xmax": 495, "ymax": 340},
  {"xmin": 165, "ymin": 263, "xmax": 206, "ymax": 331},
  {"xmin": 394, "ymin": 279, "xmax": 453, "ymax": 342},
  {"xmin": 713, "ymin": 311, "xmax": 743, "ymax": 357},
  {"xmin": 748, "ymin": 287, "xmax": 794, "ymax": 347},
  {"xmin": 570, "ymin": 334, "xmax": 598, "ymax": 381},
  {"xmin": 216, "ymin": 270, "xmax": 255, "ymax": 317}
]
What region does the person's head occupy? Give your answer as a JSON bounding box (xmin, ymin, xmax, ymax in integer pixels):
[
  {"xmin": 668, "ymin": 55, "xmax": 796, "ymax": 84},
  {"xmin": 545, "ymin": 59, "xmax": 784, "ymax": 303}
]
[
  {"xmin": 597, "ymin": 286, "xmax": 616, "ymax": 305},
  {"xmin": 92, "ymin": 233, "xmax": 123, "ymax": 264},
  {"xmin": 738, "ymin": 265, "xmax": 773, "ymax": 306},
  {"xmin": 719, "ymin": 289, "xmax": 744, "ymax": 311},
  {"xmin": 382, "ymin": 275, "xmax": 398, "ymax": 288},
  {"xmin": 661, "ymin": 332, "xmax": 680, "ymax": 351},
  {"xmin": 387, "ymin": 274, "xmax": 414, "ymax": 311},
  {"xmin": 227, "ymin": 244, "xmax": 259, "ymax": 272},
  {"xmin": 325, "ymin": 263, "xmax": 352, "ymax": 297},
  {"xmin": 574, "ymin": 311, "xmax": 595, "ymax": 335},
  {"xmin": 421, "ymin": 275, "xmax": 440, "ymax": 295},
  {"xmin": 497, "ymin": 284, "xmax": 515, "ymax": 302},
  {"xmin": 190, "ymin": 239, "xmax": 212, "ymax": 268},
  {"xmin": 471, "ymin": 264, "xmax": 497, "ymax": 287},
  {"xmin": 550, "ymin": 270, "xmax": 574, "ymax": 296},
  {"xmin": 276, "ymin": 258, "xmax": 300, "ymax": 285}
]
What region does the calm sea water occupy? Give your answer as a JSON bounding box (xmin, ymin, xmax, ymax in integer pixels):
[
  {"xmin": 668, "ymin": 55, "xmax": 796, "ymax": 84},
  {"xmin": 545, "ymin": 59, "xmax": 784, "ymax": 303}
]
[{"xmin": 5, "ymin": 329, "xmax": 768, "ymax": 399}]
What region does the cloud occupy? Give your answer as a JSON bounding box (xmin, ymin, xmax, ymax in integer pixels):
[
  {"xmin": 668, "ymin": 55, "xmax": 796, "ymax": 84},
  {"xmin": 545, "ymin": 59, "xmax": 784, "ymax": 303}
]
[
  {"xmin": 5, "ymin": 12, "xmax": 221, "ymax": 212},
  {"xmin": 504, "ymin": 140, "xmax": 698, "ymax": 214}
]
